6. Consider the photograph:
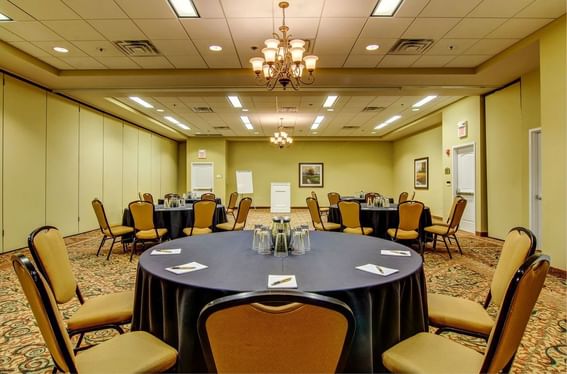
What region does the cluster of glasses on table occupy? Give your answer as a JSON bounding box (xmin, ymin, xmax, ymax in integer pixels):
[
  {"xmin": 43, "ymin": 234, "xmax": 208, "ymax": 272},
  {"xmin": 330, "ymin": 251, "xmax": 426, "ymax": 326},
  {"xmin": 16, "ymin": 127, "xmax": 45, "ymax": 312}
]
[{"xmin": 251, "ymin": 217, "xmax": 310, "ymax": 257}]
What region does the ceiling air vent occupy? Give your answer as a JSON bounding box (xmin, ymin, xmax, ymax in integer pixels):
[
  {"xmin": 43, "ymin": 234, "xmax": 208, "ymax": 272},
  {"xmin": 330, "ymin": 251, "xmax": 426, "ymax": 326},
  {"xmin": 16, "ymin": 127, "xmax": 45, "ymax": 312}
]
[
  {"xmin": 213, "ymin": 126, "xmax": 230, "ymax": 130},
  {"xmin": 113, "ymin": 40, "xmax": 160, "ymax": 56},
  {"xmin": 282, "ymin": 126, "xmax": 294, "ymax": 130},
  {"xmin": 195, "ymin": 133, "xmax": 222, "ymax": 137},
  {"xmin": 192, "ymin": 106, "xmax": 214, "ymax": 113},
  {"xmin": 362, "ymin": 106, "xmax": 385, "ymax": 112},
  {"xmin": 389, "ymin": 39, "xmax": 434, "ymax": 55},
  {"xmin": 342, "ymin": 126, "xmax": 360, "ymax": 129},
  {"xmin": 278, "ymin": 106, "xmax": 298, "ymax": 113}
]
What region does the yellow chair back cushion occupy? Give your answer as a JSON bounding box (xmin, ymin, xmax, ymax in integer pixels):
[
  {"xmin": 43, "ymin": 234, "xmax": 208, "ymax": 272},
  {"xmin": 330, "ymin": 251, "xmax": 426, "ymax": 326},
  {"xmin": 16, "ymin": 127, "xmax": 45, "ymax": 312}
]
[
  {"xmin": 338, "ymin": 201, "xmax": 360, "ymax": 229},
  {"xmin": 194, "ymin": 200, "xmax": 216, "ymax": 229},
  {"xmin": 398, "ymin": 201, "xmax": 423, "ymax": 231},
  {"xmin": 306, "ymin": 197, "xmax": 322, "ymax": 225},
  {"xmin": 130, "ymin": 201, "xmax": 155, "ymax": 231}
]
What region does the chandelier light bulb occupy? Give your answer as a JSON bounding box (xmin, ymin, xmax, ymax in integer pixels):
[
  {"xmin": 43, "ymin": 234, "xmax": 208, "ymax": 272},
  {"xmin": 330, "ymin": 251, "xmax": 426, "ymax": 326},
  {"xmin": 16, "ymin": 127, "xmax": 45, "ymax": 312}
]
[
  {"xmin": 262, "ymin": 48, "xmax": 278, "ymax": 64},
  {"xmin": 262, "ymin": 64, "xmax": 272, "ymax": 79},
  {"xmin": 265, "ymin": 39, "xmax": 280, "ymax": 49},
  {"xmin": 303, "ymin": 55, "xmax": 319, "ymax": 71},
  {"xmin": 290, "ymin": 39, "xmax": 305, "ymax": 49},
  {"xmin": 290, "ymin": 47, "xmax": 305, "ymax": 63},
  {"xmin": 249, "ymin": 57, "xmax": 264, "ymax": 73}
]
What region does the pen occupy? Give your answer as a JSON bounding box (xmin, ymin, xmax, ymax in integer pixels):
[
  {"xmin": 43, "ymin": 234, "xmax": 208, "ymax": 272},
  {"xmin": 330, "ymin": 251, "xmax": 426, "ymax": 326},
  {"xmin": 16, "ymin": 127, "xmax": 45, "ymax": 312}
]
[
  {"xmin": 170, "ymin": 265, "xmax": 195, "ymax": 270},
  {"xmin": 270, "ymin": 277, "xmax": 292, "ymax": 286},
  {"xmin": 375, "ymin": 265, "xmax": 384, "ymax": 274}
]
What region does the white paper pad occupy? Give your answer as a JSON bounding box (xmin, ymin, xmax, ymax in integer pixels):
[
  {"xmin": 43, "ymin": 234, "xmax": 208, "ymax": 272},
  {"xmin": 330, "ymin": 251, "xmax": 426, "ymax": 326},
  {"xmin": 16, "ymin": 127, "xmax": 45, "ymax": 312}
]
[
  {"xmin": 151, "ymin": 248, "xmax": 182, "ymax": 255},
  {"xmin": 268, "ymin": 275, "xmax": 298, "ymax": 289},
  {"xmin": 380, "ymin": 249, "xmax": 411, "ymax": 257},
  {"xmin": 165, "ymin": 261, "xmax": 207, "ymax": 274},
  {"xmin": 356, "ymin": 264, "xmax": 399, "ymax": 276}
]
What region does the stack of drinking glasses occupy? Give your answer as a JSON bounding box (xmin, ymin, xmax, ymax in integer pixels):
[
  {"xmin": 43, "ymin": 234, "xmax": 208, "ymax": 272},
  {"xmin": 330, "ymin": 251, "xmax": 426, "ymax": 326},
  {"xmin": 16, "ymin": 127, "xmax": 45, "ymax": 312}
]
[
  {"xmin": 289, "ymin": 224, "xmax": 310, "ymax": 255},
  {"xmin": 252, "ymin": 224, "xmax": 272, "ymax": 255}
]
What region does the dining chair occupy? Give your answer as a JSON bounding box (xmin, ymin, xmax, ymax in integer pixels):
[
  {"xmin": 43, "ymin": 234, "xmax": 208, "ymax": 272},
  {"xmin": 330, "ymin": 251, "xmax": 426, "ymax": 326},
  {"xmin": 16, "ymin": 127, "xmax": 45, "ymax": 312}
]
[
  {"xmin": 201, "ymin": 192, "xmax": 216, "ymax": 201},
  {"xmin": 216, "ymin": 197, "xmax": 252, "ymax": 231},
  {"xmin": 27, "ymin": 226, "xmax": 134, "ymax": 349},
  {"xmin": 91, "ymin": 198, "xmax": 134, "ymax": 260},
  {"xmin": 197, "ymin": 290, "xmax": 355, "ymax": 373},
  {"xmin": 424, "ymin": 196, "xmax": 467, "ymax": 258},
  {"xmin": 428, "ymin": 227, "xmax": 537, "ymax": 340},
  {"xmin": 225, "ymin": 192, "xmax": 239, "ymax": 219},
  {"xmin": 128, "ymin": 200, "xmax": 168, "ymax": 261},
  {"xmin": 311, "ymin": 191, "xmax": 329, "ymax": 216},
  {"xmin": 12, "ymin": 254, "xmax": 178, "ymax": 373},
  {"xmin": 306, "ymin": 197, "xmax": 341, "ymax": 231},
  {"xmin": 382, "ymin": 254, "xmax": 550, "ymax": 374},
  {"xmin": 338, "ymin": 200, "xmax": 373, "ymax": 235},
  {"xmin": 387, "ymin": 200, "xmax": 424, "ymax": 253},
  {"xmin": 327, "ymin": 192, "xmax": 341, "ymax": 206},
  {"xmin": 142, "ymin": 192, "xmax": 154, "ymax": 204},
  {"xmin": 183, "ymin": 200, "xmax": 216, "ymax": 236},
  {"xmin": 398, "ymin": 191, "xmax": 409, "ymax": 203}
]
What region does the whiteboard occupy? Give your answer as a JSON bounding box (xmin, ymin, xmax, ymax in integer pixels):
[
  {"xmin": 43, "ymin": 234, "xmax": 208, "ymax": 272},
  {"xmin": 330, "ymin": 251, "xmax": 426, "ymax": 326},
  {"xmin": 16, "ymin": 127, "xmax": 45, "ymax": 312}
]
[{"xmin": 236, "ymin": 170, "xmax": 254, "ymax": 194}]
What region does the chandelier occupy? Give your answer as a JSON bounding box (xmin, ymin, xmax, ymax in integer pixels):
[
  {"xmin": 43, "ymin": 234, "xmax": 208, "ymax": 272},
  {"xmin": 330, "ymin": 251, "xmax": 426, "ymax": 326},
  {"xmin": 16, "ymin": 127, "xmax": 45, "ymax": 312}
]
[
  {"xmin": 249, "ymin": 1, "xmax": 318, "ymax": 90},
  {"xmin": 270, "ymin": 118, "xmax": 293, "ymax": 148}
]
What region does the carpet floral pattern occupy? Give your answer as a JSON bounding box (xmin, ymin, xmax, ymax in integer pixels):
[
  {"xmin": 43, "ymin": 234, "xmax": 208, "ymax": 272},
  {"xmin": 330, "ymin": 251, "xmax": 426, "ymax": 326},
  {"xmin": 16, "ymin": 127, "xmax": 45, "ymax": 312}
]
[{"xmin": 0, "ymin": 209, "xmax": 565, "ymax": 373}]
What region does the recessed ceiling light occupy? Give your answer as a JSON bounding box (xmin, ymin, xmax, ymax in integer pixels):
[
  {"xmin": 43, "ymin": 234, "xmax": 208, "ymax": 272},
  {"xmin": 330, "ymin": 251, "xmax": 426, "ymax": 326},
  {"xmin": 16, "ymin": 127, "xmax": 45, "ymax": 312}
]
[
  {"xmin": 374, "ymin": 115, "xmax": 401, "ymax": 130},
  {"xmin": 323, "ymin": 95, "xmax": 338, "ymax": 108},
  {"xmin": 209, "ymin": 45, "xmax": 222, "ymax": 52},
  {"xmin": 129, "ymin": 96, "xmax": 154, "ymax": 108},
  {"xmin": 327, "ymin": 108, "xmax": 334, "ymax": 112},
  {"xmin": 242, "ymin": 108, "xmax": 249, "ymax": 112},
  {"xmin": 254, "ymin": 131, "xmax": 259, "ymax": 135},
  {"xmin": 413, "ymin": 95, "xmax": 437, "ymax": 108},
  {"xmin": 53, "ymin": 46, "xmax": 69, "ymax": 53},
  {"xmin": 164, "ymin": 116, "xmax": 180, "ymax": 124},
  {"xmin": 167, "ymin": 0, "xmax": 199, "ymax": 18},
  {"xmin": 311, "ymin": 115, "xmax": 325, "ymax": 130},
  {"xmin": 372, "ymin": 0, "xmax": 403, "ymax": 16},
  {"xmin": 366, "ymin": 44, "xmax": 379, "ymax": 51},
  {"xmin": 178, "ymin": 123, "xmax": 190, "ymax": 130},
  {"xmin": 156, "ymin": 109, "xmax": 164, "ymax": 112},
  {"xmin": 196, "ymin": 132, "xmax": 201, "ymax": 134},
  {"xmin": 240, "ymin": 116, "xmax": 254, "ymax": 130},
  {"xmin": 411, "ymin": 108, "xmax": 420, "ymax": 112},
  {"xmin": 227, "ymin": 96, "xmax": 242, "ymax": 108},
  {"xmin": 0, "ymin": 12, "xmax": 12, "ymax": 21},
  {"xmin": 311, "ymin": 131, "xmax": 318, "ymax": 134},
  {"xmin": 371, "ymin": 131, "xmax": 376, "ymax": 134}
]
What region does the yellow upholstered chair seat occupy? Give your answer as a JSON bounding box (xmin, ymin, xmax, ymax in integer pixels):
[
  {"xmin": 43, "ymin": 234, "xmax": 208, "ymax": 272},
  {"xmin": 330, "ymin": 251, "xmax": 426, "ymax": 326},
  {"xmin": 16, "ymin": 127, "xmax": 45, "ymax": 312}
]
[
  {"xmin": 103, "ymin": 225, "xmax": 134, "ymax": 237},
  {"xmin": 343, "ymin": 227, "xmax": 373, "ymax": 235},
  {"xmin": 428, "ymin": 293, "xmax": 494, "ymax": 336},
  {"xmin": 387, "ymin": 228, "xmax": 419, "ymax": 240},
  {"xmin": 314, "ymin": 222, "xmax": 341, "ymax": 231},
  {"xmin": 66, "ymin": 291, "xmax": 134, "ymax": 331},
  {"xmin": 425, "ymin": 224, "xmax": 456, "ymax": 235},
  {"xmin": 183, "ymin": 227, "xmax": 213, "ymax": 236},
  {"xmin": 75, "ymin": 330, "xmax": 177, "ymax": 374},
  {"xmin": 136, "ymin": 228, "xmax": 167, "ymax": 240},
  {"xmin": 216, "ymin": 222, "xmax": 245, "ymax": 231},
  {"xmin": 382, "ymin": 332, "xmax": 483, "ymax": 374}
]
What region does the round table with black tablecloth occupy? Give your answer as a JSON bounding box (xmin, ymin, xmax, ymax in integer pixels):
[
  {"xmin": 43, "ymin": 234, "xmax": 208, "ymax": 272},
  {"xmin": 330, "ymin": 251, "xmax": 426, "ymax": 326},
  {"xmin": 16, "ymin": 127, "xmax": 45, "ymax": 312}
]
[{"xmin": 131, "ymin": 231, "xmax": 428, "ymax": 373}]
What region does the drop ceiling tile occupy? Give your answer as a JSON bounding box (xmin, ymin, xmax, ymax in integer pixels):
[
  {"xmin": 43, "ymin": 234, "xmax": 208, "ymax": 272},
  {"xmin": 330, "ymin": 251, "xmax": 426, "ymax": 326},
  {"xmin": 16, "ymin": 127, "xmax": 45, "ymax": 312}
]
[
  {"xmin": 317, "ymin": 18, "xmax": 366, "ymax": 39},
  {"xmin": 445, "ymin": 54, "xmax": 490, "ymax": 67},
  {"xmin": 445, "ymin": 18, "xmax": 507, "ymax": 38},
  {"xmin": 40, "ymin": 55, "xmax": 73, "ymax": 69},
  {"xmin": 95, "ymin": 56, "xmax": 141, "ymax": 69},
  {"xmin": 516, "ymin": 0, "xmax": 566, "ymax": 18},
  {"xmin": 402, "ymin": 18, "xmax": 461, "ymax": 39},
  {"xmin": 351, "ymin": 38, "xmax": 397, "ymax": 54},
  {"xmin": 468, "ymin": 0, "xmax": 534, "ymax": 17},
  {"xmin": 378, "ymin": 55, "xmax": 420, "ymax": 67},
  {"xmin": 192, "ymin": 0, "xmax": 224, "ymax": 18},
  {"xmin": 466, "ymin": 38, "xmax": 518, "ymax": 54},
  {"xmin": 181, "ymin": 18, "xmax": 231, "ymax": 40},
  {"xmin": 134, "ymin": 20, "xmax": 187, "ymax": 40},
  {"xmin": 284, "ymin": 18, "xmax": 319, "ymax": 40},
  {"xmin": 226, "ymin": 18, "xmax": 273, "ymax": 39},
  {"xmin": 313, "ymin": 38, "xmax": 356, "ymax": 55},
  {"xmin": 8, "ymin": 0, "xmax": 78, "ymax": 20},
  {"xmin": 277, "ymin": 0, "xmax": 324, "ymax": 18},
  {"xmin": 411, "ymin": 55, "xmax": 454, "ymax": 67},
  {"xmin": 62, "ymin": 56, "xmax": 106, "ymax": 69},
  {"xmin": 221, "ymin": 0, "xmax": 272, "ymax": 18},
  {"xmin": 87, "ymin": 20, "xmax": 146, "ymax": 40},
  {"xmin": 33, "ymin": 40, "xmax": 88, "ymax": 57},
  {"xmin": 343, "ymin": 54, "xmax": 382, "ymax": 67},
  {"xmin": 2, "ymin": 21, "xmax": 63, "ymax": 41},
  {"xmin": 0, "ymin": 27, "xmax": 24, "ymax": 42},
  {"xmin": 426, "ymin": 38, "xmax": 479, "ymax": 55},
  {"xmin": 487, "ymin": 18, "xmax": 554, "ymax": 39},
  {"xmin": 114, "ymin": 0, "xmax": 176, "ymax": 19},
  {"xmin": 0, "ymin": 0, "xmax": 34, "ymax": 21},
  {"xmin": 166, "ymin": 55, "xmax": 208, "ymax": 68},
  {"xmin": 395, "ymin": 0, "xmax": 429, "ymax": 17},
  {"xmin": 130, "ymin": 56, "xmax": 174, "ymax": 68},
  {"xmin": 8, "ymin": 41, "xmax": 51, "ymax": 57},
  {"xmin": 42, "ymin": 20, "xmax": 104, "ymax": 41},
  {"xmin": 314, "ymin": 53, "xmax": 348, "ymax": 68},
  {"xmin": 322, "ymin": 0, "xmax": 376, "ymax": 17},
  {"xmin": 192, "ymin": 39, "xmax": 240, "ymax": 68},
  {"xmin": 359, "ymin": 18, "xmax": 413, "ymax": 39},
  {"xmin": 151, "ymin": 39, "xmax": 200, "ymax": 56},
  {"xmin": 61, "ymin": 0, "xmax": 128, "ymax": 19},
  {"xmin": 419, "ymin": 0, "xmax": 482, "ymax": 17},
  {"xmin": 71, "ymin": 40, "xmax": 123, "ymax": 57}
]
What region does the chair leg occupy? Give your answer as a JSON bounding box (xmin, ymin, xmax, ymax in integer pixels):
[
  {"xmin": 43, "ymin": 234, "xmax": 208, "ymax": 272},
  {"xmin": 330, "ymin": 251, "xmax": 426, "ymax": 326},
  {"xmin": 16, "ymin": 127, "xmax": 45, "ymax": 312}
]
[
  {"xmin": 129, "ymin": 239, "xmax": 137, "ymax": 262},
  {"xmin": 74, "ymin": 332, "xmax": 85, "ymax": 350},
  {"xmin": 96, "ymin": 237, "xmax": 107, "ymax": 256},
  {"xmin": 432, "ymin": 234, "xmax": 437, "ymax": 251},
  {"xmin": 106, "ymin": 237, "xmax": 117, "ymax": 260},
  {"xmin": 453, "ymin": 234, "xmax": 463, "ymax": 255},
  {"xmin": 441, "ymin": 236, "xmax": 452, "ymax": 259}
]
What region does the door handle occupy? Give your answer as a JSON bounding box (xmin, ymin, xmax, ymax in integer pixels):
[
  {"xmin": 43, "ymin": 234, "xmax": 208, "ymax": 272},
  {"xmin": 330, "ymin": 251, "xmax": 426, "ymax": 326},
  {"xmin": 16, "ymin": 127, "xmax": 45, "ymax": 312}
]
[{"xmin": 535, "ymin": 195, "xmax": 542, "ymax": 200}]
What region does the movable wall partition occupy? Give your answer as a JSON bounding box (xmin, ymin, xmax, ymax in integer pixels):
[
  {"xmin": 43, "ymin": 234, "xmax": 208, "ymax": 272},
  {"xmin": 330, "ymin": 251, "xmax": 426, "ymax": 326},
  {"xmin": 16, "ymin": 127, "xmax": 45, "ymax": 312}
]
[{"xmin": 0, "ymin": 74, "xmax": 179, "ymax": 252}]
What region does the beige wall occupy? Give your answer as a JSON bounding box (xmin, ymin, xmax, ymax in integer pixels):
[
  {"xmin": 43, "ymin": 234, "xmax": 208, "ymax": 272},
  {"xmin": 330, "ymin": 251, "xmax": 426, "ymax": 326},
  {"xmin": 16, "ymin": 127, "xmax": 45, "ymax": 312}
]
[
  {"xmin": 226, "ymin": 141, "xmax": 394, "ymax": 207},
  {"xmin": 393, "ymin": 126, "xmax": 443, "ymax": 218},
  {"xmin": 187, "ymin": 138, "xmax": 227, "ymax": 201}
]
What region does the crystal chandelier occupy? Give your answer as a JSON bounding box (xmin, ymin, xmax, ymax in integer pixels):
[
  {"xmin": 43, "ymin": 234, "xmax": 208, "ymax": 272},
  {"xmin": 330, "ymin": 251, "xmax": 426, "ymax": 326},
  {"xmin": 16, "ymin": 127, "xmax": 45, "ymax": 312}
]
[
  {"xmin": 271, "ymin": 118, "xmax": 293, "ymax": 148},
  {"xmin": 249, "ymin": 1, "xmax": 318, "ymax": 90}
]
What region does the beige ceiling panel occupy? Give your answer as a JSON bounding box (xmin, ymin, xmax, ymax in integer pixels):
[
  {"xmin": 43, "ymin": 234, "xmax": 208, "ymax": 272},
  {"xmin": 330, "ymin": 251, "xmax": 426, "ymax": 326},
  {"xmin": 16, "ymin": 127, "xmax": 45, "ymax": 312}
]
[
  {"xmin": 284, "ymin": 18, "xmax": 319, "ymax": 40},
  {"xmin": 516, "ymin": 0, "xmax": 566, "ymax": 18},
  {"xmin": 42, "ymin": 20, "xmax": 104, "ymax": 41},
  {"xmin": 8, "ymin": 41, "xmax": 51, "ymax": 57},
  {"xmin": 343, "ymin": 54, "xmax": 381, "ymax": 68},
  {"xmin": 487, "ymin": 18, "xmax": 553, "ymax": 39},
  {"xmin": 359, "ymin": 18, "xmax": 413, "ymax": 39},
  {"xmin": 378, "ymin": 55, "xmax": 420, "ymax": 67},
  {"xmin": 151, "ymin": 39, "xmax": 200, "ymax": 56},
  {"xmin": 114, "ymin": 0, "xmax": 176, "ymax": 19},
  {"xmin": 33, "ymin": 40, "xmax": 88, "ymax": 57},
  {"xmin": 317, "ymin": 18, "xmax": 366, "ymax": 39},
  {"xmin": 468, "ymin": 0, "xmax": 534, "ymax": 18},
  {"xmin": 313, "ymin": 38, "xmax": 356, "ymax": 55},
  {"xmin": 8, "ymin": 0, "xmax": 78, "ymax": 20},
  {"xmin": 40, "ymin": 56, "xmax": 73, "ymax": 69},
  {"xmin": 351, "ymin": 38, "xmax": 397, "ymax": 54},
  {"xmin": 192, "ymin": 39, "xmax": 240, "ymax": 68},
  {"xmin": 181, "ymin": 18, "xmax": 231, "ymax": 40},
  {"xmin": 444, "ymin": 18, "xmax": 507, "ymax": 39},
  {"xmin": 221, "ymin": 0, "xmax": 272, "ymax": 18},
  {"xmin": 63, "ymin": 56, "xmax": 106, "ymax": 69},
  {"xmin": 95, "ymin": 56, "xmax": 140, "ymax": 69},
  {"xmin": 130, "ymin": 56, "xmax": 174, "ymax": 69},
  {"xmin": 1, "ymin": 21, "xmax": 62, "ymax": 41},
  {"xmin": 278, "ymin": 0, "xmax": 324, "ymax": 18},
  {"xmin": 61, "ymin": 0, "xmax": 128, "ymax": 19},
  {"xmin": 322, "ymin": 0, "xmax": 376, "ymax": 17},
  {"xmin": 412, "ymin": 55, "xmax": 454, "ymax": 67},
  {"xmin": 71, "ymin": 40, "xmax": 123, "ymax": 57},
  {"xmin": 0, "ymin": 0, "xmax": 34, "ymax": 21},
  {"xmin": 134, "ymin": 20, "xmax": 187, "ymax": 40},
  {"xmin": 445, "ymin": 54, "xmax": 490, "ymax": 67},
  {"xmin": 88, "ymin": 20, "xmax": 146, "ymax": 41},
  {"xmin": 426, "ymin": 38, "xmax": 479, "ymax": 55},
  {"xmin": 227, "ymin": 18, "xmax": 273, "ymax": 38},
  {"xmin": 367, "ymin": 96, "xmax": 401, "ymax": 107},
  {"xmin": 395, "ymin": 0, "xmax": 429, "ymax": 17},
  {"xmin": 192, "ymin": 0, "xmax": 224, "ymax": 18},
  {"xmin": 167, "ymin": 55, "xmax": 207, "ymax": 68},
  {"xmin": 402, "ymin": 18, "xmax": 461, "ymax": 39},
  {"xmin": 419, "ymin": 0, "xmax": 482, "ymax": 17},
  {"xmin": 466, "ymin": 38, "xmax": 518, "ymax": 55},
  {"xmin": 0, "ymin": 27, "xmax": 24, "ymax": 42}
]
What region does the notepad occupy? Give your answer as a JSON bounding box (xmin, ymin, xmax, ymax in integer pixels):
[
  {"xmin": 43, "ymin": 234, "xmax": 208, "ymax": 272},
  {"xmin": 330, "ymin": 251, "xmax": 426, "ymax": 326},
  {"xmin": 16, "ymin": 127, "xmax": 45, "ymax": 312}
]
[
  {"xmin": 268, "ymin": 275, "xmax": 298, "ymax": 289},
  {"xmin": 356, "ymin": 264, "xmax": 399, "ymax": 276},
  {"xmin": 380, "ymin": 249, "xmax": 411, "ymax": 257},
  {"xmin": 151, "ymin": 248, "xmax": 182, "ymax": 255},
  {"xmin": 165, "ymin": 261, "xmax": 207, "ymax": 274}
]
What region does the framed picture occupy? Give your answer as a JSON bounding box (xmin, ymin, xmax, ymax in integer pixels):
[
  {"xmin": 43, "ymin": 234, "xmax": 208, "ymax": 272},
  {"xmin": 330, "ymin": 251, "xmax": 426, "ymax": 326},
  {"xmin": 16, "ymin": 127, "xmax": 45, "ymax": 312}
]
[
  {"xmin": 299, "ymin": 163, "xmax": 324, "ymax": 188},
  {"xmin": 414, "ymin": 157, "xmax": 429, "ymax": 189}
]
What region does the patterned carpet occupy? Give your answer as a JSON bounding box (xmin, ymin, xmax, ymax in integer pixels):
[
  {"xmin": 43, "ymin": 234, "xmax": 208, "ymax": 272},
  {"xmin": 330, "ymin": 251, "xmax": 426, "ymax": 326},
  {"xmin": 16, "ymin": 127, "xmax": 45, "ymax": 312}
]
[{"xmin": 0, "ymin": 208, "xmax": 565, "ymax": 373}]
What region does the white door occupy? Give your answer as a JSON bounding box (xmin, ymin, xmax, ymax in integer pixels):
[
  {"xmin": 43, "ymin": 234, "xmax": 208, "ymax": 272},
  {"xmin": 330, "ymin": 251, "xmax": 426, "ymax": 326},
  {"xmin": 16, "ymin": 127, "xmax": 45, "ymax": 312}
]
[
  {"xmin": 271, "ymin": 183, "xmax": 291, "ymax": 213},
  {"xmin": 191, "ymin": 162, "xmax": 214, "ymax": 196},
  {"xmin": 453, "ymin": 144, "xmax": 476, "ymax": 233},
  {"xmin": 529, "ymin": 129, "xmax": 542, "ymax": 247}
]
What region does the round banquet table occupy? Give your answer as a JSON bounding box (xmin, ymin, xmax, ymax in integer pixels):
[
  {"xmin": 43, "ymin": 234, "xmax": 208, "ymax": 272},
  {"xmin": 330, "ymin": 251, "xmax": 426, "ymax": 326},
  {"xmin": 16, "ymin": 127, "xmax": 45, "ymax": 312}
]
[{"xmin": 131, "ymin": 231, "xmax": 428, "ymax": 373}]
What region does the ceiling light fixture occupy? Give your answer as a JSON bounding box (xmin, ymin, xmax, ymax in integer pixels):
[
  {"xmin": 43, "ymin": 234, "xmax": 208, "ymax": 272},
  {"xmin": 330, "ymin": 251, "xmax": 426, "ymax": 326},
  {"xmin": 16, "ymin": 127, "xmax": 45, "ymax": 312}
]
[
  {"xmin": 240, "ymin": 116, "xmax": 254, "ymax": 130},
  {"xmin": 271, "ymin": 118, "xmax": 293, "ymax": 148},
  {"xmin": 164, "ymin": 116, "xmax": 180, "ymax": 124},
  {"xmin": 366, "ymin": 44, "xmax": 380, "ymax": 51},
  {"xmin": 227, "ymin": 96, "xmax": 242, "ymax": 108},
  {"xmin": 156, "ymin": 109, "xmax": 164, "ymax": 112},
  {"xmin": 372, "ymin": 0, "xmax": 403, "ymax": 16},
  {"xmin": 129, "ymin": 96, "xmax": 154, "ymax": 108},
  {"xmin": 209, "ymin": 45, "xmax": 222, "ymax": 52},
  {"xmin": 374, "ymin": 114, "xmax": 401, "ymax": 130},
  {"xmin": 249, "ymin": 1, "xmax": 318, "ymax": 90},
  {"xmin": 167, "ymin": 0, "xmax": 199, "ymax": 18},
  {"xmin": 177, "ymin": 123, "xmax": 190, "ymax": 130},
  {"xmin": 0, "ymin": 12, "xmax": 12, "ymax": 21},
  {"xmin": 53, "ymin": 46, "xmax": 69, "ymax": 53},
  {"xmin": 413, "ymin": 95, "xmax": 437, "ymax": 108},
  {"xmin": 310, "ymin": 115, "xmax": 324, "ymax": 130},
  {"xmin": 323, "ymin": 95, "xmax": 338, "ymax": 108}
]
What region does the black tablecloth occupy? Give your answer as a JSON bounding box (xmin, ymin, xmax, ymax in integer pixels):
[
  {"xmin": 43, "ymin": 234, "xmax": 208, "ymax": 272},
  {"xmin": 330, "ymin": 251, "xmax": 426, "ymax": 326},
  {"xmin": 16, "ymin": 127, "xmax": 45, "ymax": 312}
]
[
  {"xmin": 328, "ymin": 203, "xmax": 432, "ymax": 239},
  {"xmin": 131, "ymin": 231, "xmax": 428, "ymax": 373},
  {"xmin": 122, "ymin": 204, "xmax": 227, "ymax": 239},
  {"xmin": 158, "ymin": 198, "xmax": 222, "ymax": 205}
]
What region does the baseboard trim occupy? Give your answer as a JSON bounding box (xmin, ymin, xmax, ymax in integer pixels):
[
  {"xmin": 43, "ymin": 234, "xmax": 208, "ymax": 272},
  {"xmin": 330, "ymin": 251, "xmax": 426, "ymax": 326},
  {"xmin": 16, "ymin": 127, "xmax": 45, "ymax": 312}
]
[
  {"xmin": 549, "ymin": 267, "xmax": 566, "ymax": 279},
  {"xmin": 475, "ymin": 231, "xmax": 488, "ymax": 237}
]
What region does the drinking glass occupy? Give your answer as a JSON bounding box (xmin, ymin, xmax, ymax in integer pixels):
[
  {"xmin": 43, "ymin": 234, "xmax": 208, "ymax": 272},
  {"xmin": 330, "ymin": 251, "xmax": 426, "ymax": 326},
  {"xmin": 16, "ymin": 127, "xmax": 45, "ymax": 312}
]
[
  {"xmin": 258, "ymin": 227, "xmax": 271, "ymax": 255},
  {"xmin": 274, "ymin": 231, "xmax": 288, "ymax": 257},
  {"xmin": 301, "ymin": 224, "xmax": 311, "ymax": 251},
  {"xmin": 291, "ymin": 230, "xmax": 305, "ymax": 255},
  {"xmin": 252, "ymin": 224, "xmax": 262, "ymax": 252}
]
